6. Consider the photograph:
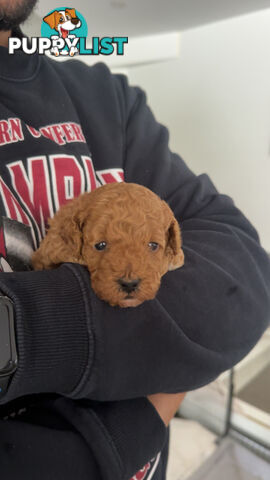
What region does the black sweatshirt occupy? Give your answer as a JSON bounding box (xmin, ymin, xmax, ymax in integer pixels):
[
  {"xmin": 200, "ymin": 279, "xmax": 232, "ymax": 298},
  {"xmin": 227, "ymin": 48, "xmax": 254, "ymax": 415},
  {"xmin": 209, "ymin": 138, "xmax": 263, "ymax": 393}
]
[{"xmin": 0, "ymin": 29, "xmax": 269, "ymax": 480}]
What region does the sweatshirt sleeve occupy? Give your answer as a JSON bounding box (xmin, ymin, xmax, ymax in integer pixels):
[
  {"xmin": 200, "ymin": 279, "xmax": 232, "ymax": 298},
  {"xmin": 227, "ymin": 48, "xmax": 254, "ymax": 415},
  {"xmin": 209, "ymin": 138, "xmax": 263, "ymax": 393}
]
[
  {"xmin": 48, "ymin": 395, "xmax": 167, "ymax": 480},
  {"xmin": 0, "ymin": 264, "xmax": 92, "ymax": 403},
  {"xmin": 72, "ymin": 73, "xmax": 270, "ymax": 401},
  {"xmin": 0, "ymin": 257, "xmax": 166, "ymax": 479},
  {"xmin": 0, "ymin": 394, "xmax": 166, "ymax": 480}
]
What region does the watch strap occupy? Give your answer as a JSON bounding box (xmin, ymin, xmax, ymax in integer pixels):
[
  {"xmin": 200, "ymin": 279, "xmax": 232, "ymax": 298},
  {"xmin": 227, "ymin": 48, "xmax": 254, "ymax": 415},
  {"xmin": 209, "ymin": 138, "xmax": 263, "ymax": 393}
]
[{"xmin": 0, "ymin": 376, "xmax": 10, "ymax": 399}]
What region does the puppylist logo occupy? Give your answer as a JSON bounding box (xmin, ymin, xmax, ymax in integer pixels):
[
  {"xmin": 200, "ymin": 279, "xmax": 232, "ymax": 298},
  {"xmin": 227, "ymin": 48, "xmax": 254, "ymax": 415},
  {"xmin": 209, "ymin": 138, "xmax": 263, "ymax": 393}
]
[{"xmin": 8, "ymin": 7, "xmax": 128, "ymax": 57}]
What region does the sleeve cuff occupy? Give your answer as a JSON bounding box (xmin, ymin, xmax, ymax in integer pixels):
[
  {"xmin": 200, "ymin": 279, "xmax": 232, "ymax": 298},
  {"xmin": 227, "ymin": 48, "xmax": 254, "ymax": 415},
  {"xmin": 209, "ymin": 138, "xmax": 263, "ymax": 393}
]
[
  {"xmin": 0, "ymin": 263, "xmax": 93, "ymax": 403},
  {"xmin": 51, "ymin": 396, "xmax": 167, "ymax": 480}
]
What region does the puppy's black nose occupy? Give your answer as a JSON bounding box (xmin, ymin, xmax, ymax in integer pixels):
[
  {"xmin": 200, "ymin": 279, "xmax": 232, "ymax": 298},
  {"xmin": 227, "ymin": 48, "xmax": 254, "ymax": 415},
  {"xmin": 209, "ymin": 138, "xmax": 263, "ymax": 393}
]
[
  {"xmin": 71, "ymin": 18, "xmax": 80, "ymax": 25},
  {"xmin": 118, "ymin": 278, "xmax": 141, "ymax": 293}
]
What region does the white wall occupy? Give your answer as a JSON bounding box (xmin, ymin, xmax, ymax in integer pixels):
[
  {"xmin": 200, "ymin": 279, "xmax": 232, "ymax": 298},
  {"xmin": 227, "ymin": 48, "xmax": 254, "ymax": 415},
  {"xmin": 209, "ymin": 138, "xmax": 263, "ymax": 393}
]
[{"xmin": 127, "ymin": 9, "xmax": 270, "ymax": 251}]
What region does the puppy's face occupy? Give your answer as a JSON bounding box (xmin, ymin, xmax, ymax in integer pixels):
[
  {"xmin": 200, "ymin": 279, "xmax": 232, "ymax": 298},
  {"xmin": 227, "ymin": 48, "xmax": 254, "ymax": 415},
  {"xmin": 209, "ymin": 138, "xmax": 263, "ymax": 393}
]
[
  {"xmin": 78, "ymin": 183, "xmax": 184, "ymax": 307},
  {"xmin": 33, "ymin": 183, "xmax": 184, "ymax": 308}
]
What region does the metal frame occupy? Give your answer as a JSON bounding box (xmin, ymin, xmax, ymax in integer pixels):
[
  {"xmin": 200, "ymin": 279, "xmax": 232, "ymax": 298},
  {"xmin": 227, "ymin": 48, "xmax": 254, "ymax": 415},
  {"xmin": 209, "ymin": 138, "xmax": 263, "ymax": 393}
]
[{"xmin": 215, "ymin": 367, "xmax": 270, "ymax": 462}]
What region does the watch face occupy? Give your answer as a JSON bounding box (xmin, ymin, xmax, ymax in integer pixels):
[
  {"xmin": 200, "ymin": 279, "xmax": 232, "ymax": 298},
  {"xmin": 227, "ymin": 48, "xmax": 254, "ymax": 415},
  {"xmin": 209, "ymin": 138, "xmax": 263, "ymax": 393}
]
[{"xmin": 0, "ymin": 297, "xmax": 17, "ymax": 376}]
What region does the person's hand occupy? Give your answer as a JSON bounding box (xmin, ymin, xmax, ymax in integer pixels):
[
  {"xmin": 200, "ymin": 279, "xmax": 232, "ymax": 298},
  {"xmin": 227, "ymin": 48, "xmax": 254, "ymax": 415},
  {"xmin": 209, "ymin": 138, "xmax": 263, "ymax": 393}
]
[{"xmin": 147, "ymin": 392, "xmax": 187, "ymax": 427}]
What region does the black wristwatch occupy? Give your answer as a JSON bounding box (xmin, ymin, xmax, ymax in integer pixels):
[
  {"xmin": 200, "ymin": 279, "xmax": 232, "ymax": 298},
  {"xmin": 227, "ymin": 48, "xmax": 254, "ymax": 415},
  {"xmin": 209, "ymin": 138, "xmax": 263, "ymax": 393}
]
[{"xmin": 0, "ymin": 296, "xmax": 17, "ymax": 399}]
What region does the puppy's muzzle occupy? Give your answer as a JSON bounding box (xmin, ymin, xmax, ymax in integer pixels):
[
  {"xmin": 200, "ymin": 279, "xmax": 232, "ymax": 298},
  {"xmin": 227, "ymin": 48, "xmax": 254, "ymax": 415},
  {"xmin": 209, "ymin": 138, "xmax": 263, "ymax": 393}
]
[{"xmin": 117, "ymin": 278, "xmax": 141, "ymax": 294}]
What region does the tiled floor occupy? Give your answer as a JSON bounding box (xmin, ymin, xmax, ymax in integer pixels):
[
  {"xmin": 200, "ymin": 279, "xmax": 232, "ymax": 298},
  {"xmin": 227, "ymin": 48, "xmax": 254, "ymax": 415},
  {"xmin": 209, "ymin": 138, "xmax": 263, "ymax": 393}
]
[{"xmin": 166, "ymin": 418, "xmax": 218, "ymax": 480}]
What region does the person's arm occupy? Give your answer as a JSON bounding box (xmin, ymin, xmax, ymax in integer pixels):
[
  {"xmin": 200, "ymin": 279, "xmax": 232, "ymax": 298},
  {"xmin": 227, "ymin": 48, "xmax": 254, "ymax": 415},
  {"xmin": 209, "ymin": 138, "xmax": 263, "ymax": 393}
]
[
  {"xmin": 49, "ymin": 395, "xmax": 168, "ymax": 480},
  {"xmin": 0, "ymin": 394, "xmax": 167, "ymax": 480},
  {"xmin": 0, "ymin": 264, "xmax": 187, "ymax": 410},
  {"xmin": 72, "ymin": 71, "xmax": 270, "ymax": 402},
  {"xmin": 0, "ymin": 265, "xmax": 169, "ymax": 479},
  {"xmin": 148, "ymin": 392, "xmax": 186, "ymax": 426}
]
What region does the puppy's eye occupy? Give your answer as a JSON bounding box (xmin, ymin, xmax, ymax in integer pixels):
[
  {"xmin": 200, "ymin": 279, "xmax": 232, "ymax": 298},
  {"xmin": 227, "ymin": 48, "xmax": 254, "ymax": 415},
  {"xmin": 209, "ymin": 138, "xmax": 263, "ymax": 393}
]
[
  {"xmin": 148, "ymin": 242, "xmax": 159, "ymax": 251},
  {"xmin": 94, "ymin": 241, "xmax": 107, "ymax": 251},
  {"xmin": 66, "ymin": 14, "xmax": 71, "ymax": 20},
  {"xmin": 59, "ymin": 16, "xmax": 64, "ymax": 22}
]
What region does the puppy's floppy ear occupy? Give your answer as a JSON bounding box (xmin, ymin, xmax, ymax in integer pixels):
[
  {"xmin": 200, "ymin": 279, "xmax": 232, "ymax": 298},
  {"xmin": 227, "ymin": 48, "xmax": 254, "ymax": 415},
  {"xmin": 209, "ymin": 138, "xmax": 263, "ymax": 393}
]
[
  {"xmin": 66, "ymin": 8, "xmax": 77, "ymax": 18},
  {"xmin": 56, "ymin": 206, "xmax": 85, "ymax": 259},
  {"xmin": 43, "ymin": 11, "xmax": 58, "ymax": 30},
  {"xmin": 166, "ymin": 217, "xmax": 185, "ymax": 270},
  {"xmin": 162, "ymin": 201, "xmax": 185, "ymax": 271},
  {"xmin": 31, "ymin": 199, "xmax": 85, "ymax": 271}
]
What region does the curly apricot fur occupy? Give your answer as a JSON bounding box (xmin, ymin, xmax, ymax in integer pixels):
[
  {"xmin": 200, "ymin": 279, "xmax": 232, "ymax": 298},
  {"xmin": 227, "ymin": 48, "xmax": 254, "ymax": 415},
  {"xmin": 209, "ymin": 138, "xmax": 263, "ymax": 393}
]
[{"xmin": 32, "ymin": 182, "xmax": 184, "ymax": 307}]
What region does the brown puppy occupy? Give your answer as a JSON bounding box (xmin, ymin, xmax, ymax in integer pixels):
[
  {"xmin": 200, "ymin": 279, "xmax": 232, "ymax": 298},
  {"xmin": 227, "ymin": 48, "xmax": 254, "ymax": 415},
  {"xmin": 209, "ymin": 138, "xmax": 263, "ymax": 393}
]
[{"xmin": 32, "ymin": 183, "xmax": 184, "ymax": 307}]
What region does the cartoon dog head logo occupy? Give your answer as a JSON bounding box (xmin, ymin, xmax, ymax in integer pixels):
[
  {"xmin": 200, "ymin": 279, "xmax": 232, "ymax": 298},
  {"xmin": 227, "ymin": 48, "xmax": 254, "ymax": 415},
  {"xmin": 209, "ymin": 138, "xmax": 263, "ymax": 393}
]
[
  {"xmin": 43, "ymin": 8, "xmax": 81, "ymax": 39},
  {"xmin": 41, "ymin": 7, "xmax": 87, "ymax": 57},
  {"xmin": 38, "ymin": 8, "xmax": 127, "ymax": 58}
]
